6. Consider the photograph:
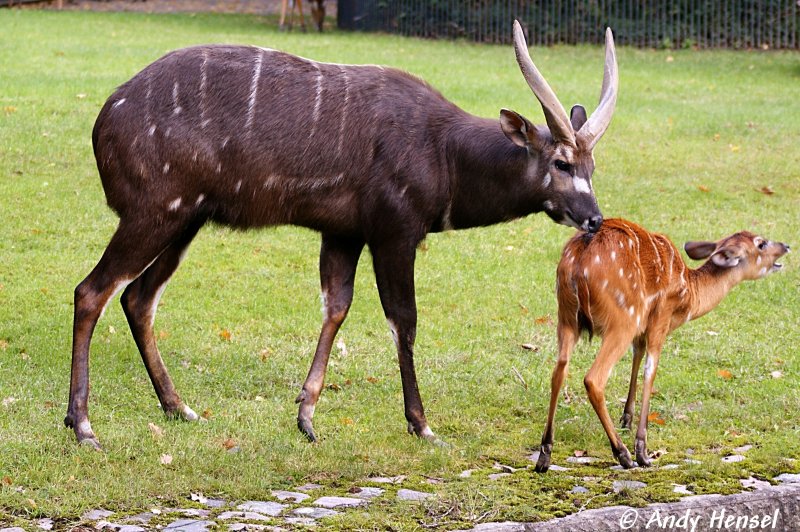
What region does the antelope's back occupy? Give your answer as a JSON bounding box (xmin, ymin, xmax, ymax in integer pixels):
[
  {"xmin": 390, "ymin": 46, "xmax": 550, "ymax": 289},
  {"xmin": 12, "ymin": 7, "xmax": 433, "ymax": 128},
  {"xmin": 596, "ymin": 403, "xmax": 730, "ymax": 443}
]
[
  {"xmin": 557, "ymin": 219, "xmax": 685, "ymax": 335},
  {"xmin": 92, "ymin": 45, "xmax": 453, "ymax": 232}
]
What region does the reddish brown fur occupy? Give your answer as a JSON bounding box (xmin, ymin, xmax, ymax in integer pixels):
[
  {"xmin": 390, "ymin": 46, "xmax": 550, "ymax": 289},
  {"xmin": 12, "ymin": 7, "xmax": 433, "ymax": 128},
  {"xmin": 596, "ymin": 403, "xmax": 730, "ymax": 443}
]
[{"xmin": 535, "ymin": 218, "xmax": 789, "ymax": 471}]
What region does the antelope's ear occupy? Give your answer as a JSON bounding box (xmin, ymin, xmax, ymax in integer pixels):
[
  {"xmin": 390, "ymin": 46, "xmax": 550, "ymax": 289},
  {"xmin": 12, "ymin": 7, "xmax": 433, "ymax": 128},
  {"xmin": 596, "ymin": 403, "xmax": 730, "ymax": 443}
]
[
  {"xmin": 500, "ymin": 109, "xmax": 544, "ymax": 149},
  {"xmin": 570, "ymin": 104, "xmax": 588, "ymax": 132},
  {"xmin": 684, "ymin": 240, "xmax": 717, "ymax": 260},
  {"xmin": 710, "ymin": 246, "xmax": 743, "ymax": 268}
]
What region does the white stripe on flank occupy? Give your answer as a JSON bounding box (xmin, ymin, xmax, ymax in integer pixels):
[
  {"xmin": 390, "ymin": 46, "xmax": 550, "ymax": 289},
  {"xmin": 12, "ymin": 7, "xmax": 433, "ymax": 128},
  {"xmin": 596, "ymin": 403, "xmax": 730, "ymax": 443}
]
[
  {"xmin": 245, "ymin": 50, "xmax": 264, "ymax": 132},
  {"xmin": 172, "ymin": 82, "xmax": 181, "ymax": 115},
  {"xmin": 309, "ymin": 64, "xmax": 323, "ymax": 140},
  {"xmin": 112, "ymin": 98, "xmax": 126, "ymax": 109},
  {"xmin": 200, "ymin": 49, "xmax": 209, "ymax": 128},
  {"xmin": 168, "ymin": 197, "xmax": 182, "ymax": 211},
  {"xmin": 336, "ymin": 66, "xmax": 350, "ymax": 159}
]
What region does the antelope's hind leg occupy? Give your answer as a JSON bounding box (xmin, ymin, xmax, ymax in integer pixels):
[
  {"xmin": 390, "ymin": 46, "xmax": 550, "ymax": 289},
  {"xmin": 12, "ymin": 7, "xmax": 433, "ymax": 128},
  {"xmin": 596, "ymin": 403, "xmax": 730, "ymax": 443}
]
[
  {"xmin": 121, "ymin": 220, "xmax": 204, "ymax": 422},
  {"xmin": 620, "ymin": 337, "xmax": 646, "ymax": 430},
  {"xmin": 296, "ymin": 235, "xmax": 364, "ymax": 442},
  {"xmin": 67, "ymin": 217, "xmax": 194, "ymax": 448}
]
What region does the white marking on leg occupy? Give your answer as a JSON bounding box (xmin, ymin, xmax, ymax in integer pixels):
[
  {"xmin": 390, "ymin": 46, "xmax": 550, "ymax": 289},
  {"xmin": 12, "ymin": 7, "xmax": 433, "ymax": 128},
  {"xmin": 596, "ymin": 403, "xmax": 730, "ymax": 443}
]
[
  {"xmin": 320, "ymin": 290, "xmax": 328, "ymax": 319},
  {"xmin": 573, "ymin": 176, "xmax": 591, "ymax": 194},
  {"xmin": 168, "ymin": 197, "xmax": 182, "ymax": 211},
  {"xmin": 245, "ymin": 49, "xmax": 264, "ymax": 133},
  {"xmin": 112, "ymin": 98, "xmax": 126, "ymax": 109},
  {"xmin": 181, "ymin": 404, "xmax": 199, "ymax": 421},
  {"xmin": 99, "ymin": 277, "xmax": 135, "ymax": 320},
  {"xmin": 420, "ymin": 425, "xmax": 436, "ymax": 439},
  {"xmin": 77, "ymin": 419, "xmax": 94, "ymax": 435},
  {"xmin": 148, "ymin": 282, "xmax": 169, "ymax": 328},
  {"xmin": 162, "ymin": 162, "xmax": 170, "ymax": 174},
  {"xmin": 643, "ymin": 355, "xmax": 655, "ymax": 380},
  {"xmin": 387, "ymin": 319, "xmax": 399, "ymax": 349}
]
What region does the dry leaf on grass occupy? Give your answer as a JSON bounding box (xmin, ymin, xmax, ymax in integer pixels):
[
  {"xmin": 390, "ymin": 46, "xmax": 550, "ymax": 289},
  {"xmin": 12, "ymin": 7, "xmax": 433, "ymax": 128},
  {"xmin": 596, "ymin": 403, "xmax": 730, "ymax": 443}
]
[
  {"xmin": 648, "ymin": 411, "xmax": 666, "ymax": 425},
  {"xmin": 159, "ymin": 454, "xmax": 173, "ymax": 465},
  {"xmin": 717, "ymin": 369, "xmax": 734, "ymax": 380},
  {"xmin": 148, "ymin": 422, "xmax": 164, "ymax": 438}
]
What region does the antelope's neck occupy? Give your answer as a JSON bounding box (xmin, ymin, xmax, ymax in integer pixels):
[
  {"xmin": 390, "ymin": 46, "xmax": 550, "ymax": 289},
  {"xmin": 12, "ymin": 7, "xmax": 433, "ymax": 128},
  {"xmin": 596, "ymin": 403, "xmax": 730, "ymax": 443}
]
[{"xmin": 685, "ymin": 264, "xmax": 738, "ymax": 320}]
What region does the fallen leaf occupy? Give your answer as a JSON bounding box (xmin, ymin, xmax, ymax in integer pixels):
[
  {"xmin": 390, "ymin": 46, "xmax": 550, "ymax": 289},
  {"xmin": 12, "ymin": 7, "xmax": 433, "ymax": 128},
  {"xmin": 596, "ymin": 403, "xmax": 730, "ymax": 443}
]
[
  {"xmin": 20, "ymin": 352, "xmax": 29, "ymax": 360},
  {"xmin": 190, "ymin": 492, "xmax": 207, "ymax": 504},
  {"xmin": 222, "ymin": 438, "xmax": 237, "ymax": 450},
  {"xmin": 504, "ymin": 245, "xmax": 514, "ymax": 251},
  {"xmin": 43, "ymin": 401, "xmax": 56, "ymax": 409},
  {"xmin": 770, "ymin": 370, "xmax": 783, "ymax": 379},
  {"xmin": 712, "ymin": 133, "xmax": 721, "ymax": 141},
  {"xmin": 159, "ymin": 454, "xmax": 173, "ymax": 465},
  {"xmin": 729, "ymin": 144, "xmax": 740, "ymax": 152},
  {"xmin": 706, "ymin": 330, "xmax": 719, "ymax": 336},
  {"xmin": 518, "ymin": 303, "xmax": 529, "ymax": 315},
  {"xmin": 27, "ymin": 498, "xmax": 37, "ymax": 509},
  {"xmin": 148, "ymin": 422, "xmax": 164, "ymax": 438},
  {"xmin": 3, "ymin": 106, "xmax": 17, "ymax": 115},
  {"xmin": 76, "ymin": 93, "xmax": 87, "ymax": 99},
  {"xmin": 648, "ymin": 411, "xmax": 666, "ymax": 425},
  {"xmin": 520, "ymin": 343, "xmax": 539, "ymax": 351},
  {"xmin": 341, "ymin": 417, "xmax": 354, "ymax": 426},
  {"xmin": 2, "ymin": 397, "xmax": 16, "ymax": 407},
  {"xmin": 108, "ymin": 325, "xmax": 116, "ymax": 334},
  {"xmin": 219, "ymin": 329, "xmax": 231, "ymax": 341},
  {"xmin": 158, "ymin": 330, "xmax": 169, "ymax": 340},
  {"xmin": 1, "ymin": 476, "xmax": 11, "ymax": 486},
  {"xmin": 698, "ymin": 185, "xmax": 710, "ymax": 193},
  {"xmin": 0, "ymin": 339, "xmax": 8, "ymax": 350},
  {"xmin": 201, "ymin": 408, "xmax": 212, "ymax": 420},
  {"xmin": 259, "ymin": 348, "xmax": 271, "ymax": 362},
  {"xmin": 758, "ymin": 186, "xmax": 774, "ymax": 195},
  {"xmin": 717, "ymin": 369, "xmax": 734, "ymax": 380},
  {"xmin": 573, "ymin": 450, "xmax": 587, "ymax": 457},
  {"xmin": 535, "ymin": 315, "xmax": 553, "ymax": 325},
  {"xmin": 254, "ymin": 395, "xmax": 264, "ymax": 401},
  {"xmin": 666, "ymin": 55, "xmax": 674, "ymax": 62},
  {"xmin": 650, "ymin": 448, "xmax": 668, "ymax": 459},
  {"xmin": 366, "ymin": 376, "xmax": 379, "ymax": 384},
  {"xmin": 327, "ymin": 383, "xmax": 341, "ymax": 392}
]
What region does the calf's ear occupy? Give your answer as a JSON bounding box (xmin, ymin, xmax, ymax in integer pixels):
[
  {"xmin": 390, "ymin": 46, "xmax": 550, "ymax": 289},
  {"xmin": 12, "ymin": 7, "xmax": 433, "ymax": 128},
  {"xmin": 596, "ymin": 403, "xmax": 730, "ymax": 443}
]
[
  {"xmin": 710, "ymin": 246, "xmax": 743, "ymax": 268},
  {"xmin": 684, "ymin": 240, "xmax": 717, "ymax": 260}
]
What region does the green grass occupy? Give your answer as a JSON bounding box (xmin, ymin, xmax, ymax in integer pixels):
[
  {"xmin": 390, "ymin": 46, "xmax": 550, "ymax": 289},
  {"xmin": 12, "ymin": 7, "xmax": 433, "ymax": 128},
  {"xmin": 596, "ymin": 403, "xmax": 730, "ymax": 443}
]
[{"xmin": 1, "ymin": 9, "xmax": 799, "ymax": 530}]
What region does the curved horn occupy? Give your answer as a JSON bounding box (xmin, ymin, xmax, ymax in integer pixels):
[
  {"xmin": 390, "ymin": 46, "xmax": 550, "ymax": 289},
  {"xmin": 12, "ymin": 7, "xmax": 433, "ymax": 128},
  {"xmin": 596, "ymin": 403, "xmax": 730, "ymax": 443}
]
[
  {"xmin": 512, "ymin": 20, "xmax": 575, "ymax": 147},
  {"xmin": 577, "ymin": 27, "xmax": 619, "ymax": 150}
]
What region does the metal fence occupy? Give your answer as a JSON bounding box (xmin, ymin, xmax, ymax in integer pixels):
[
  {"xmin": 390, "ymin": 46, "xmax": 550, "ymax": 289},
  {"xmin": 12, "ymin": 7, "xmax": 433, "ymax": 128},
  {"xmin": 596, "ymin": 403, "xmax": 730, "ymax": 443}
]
[{"xmin": 337, "ymin": 0, "xmax": 800, "ymax": 49}]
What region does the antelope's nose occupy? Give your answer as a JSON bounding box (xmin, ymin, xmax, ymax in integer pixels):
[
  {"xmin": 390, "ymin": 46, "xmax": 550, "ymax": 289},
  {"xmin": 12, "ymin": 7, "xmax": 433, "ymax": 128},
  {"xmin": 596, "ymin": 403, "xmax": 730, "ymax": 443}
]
[{"xmin": 587, "ymin": 215, "xmax": 603, "ymax": 233}]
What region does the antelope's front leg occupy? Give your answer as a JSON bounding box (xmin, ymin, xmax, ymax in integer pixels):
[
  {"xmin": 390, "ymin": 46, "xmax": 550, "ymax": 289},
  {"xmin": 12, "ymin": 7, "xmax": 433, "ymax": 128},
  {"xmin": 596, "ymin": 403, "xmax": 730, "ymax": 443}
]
[
  {"xmin": 370, "ymin": 240, "xmax": 443, "ymax": 445},
  {"xmin": 296, "ymin": 236, "xmax": 363, "ymax": 442}
]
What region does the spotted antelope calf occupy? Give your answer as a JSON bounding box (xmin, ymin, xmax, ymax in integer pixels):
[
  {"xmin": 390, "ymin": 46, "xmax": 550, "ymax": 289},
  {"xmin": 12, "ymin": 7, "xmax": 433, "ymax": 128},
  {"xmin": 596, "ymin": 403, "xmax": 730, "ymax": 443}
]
[{"xmin": 534, "ymin": 218, "xmax": 789, "ymax": 471}]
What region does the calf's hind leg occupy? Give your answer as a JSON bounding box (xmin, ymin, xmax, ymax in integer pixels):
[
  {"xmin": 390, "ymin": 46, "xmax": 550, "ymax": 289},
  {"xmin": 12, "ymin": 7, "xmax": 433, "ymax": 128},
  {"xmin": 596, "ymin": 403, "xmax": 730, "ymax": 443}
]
[
  {"xmin": 296, "ymin": 235, "xmax": 364, "ymax": 442},
  {"xmin": 120, "ymin": 220, "xmax": 204, "ymax": 421}
]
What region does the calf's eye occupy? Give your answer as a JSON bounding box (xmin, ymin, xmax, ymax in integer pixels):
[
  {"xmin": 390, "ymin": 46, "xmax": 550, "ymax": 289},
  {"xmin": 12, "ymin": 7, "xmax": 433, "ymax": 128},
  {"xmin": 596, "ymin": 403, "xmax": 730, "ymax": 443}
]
[{"xmin": 554, "ymin": 160, "xmax": 572, "ymax": 172}]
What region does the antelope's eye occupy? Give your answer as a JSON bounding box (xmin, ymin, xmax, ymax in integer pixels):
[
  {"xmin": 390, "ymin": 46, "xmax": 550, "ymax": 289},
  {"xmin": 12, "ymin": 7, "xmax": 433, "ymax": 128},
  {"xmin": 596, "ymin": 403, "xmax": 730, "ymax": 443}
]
[
  {"xmin": 758, "ymin": 240, "xmax": 768, "ymax": 250},
  {"xmin": 554, "ymin": 160, "xmax": 572, "ymax": 173}
]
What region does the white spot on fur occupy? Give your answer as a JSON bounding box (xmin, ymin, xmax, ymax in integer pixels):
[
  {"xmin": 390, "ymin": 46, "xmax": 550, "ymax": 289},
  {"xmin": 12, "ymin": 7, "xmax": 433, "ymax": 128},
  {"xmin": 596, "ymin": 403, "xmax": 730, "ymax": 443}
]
[
  {"xmin": 686, "ymin": 312, "xmax": 692, "ymax": 322},
  {"xmin": 162, "ymin": 162, "xmax": 170, "ymax": 174},
  {"xmin": 221, "ymin": 137, "xmax": 230, "ymax": 149},
  {"xmin": 583, "ymin": 267, "xmax": 589, "ymax": 279},
  {"xmin": 195, "ymin": 194, "xmax": 205, "ymax": 206},
  {"xmin": 636, "ymin": 314, "xmax": 641, "ymax": 328},
  {"xmin": 168, "ymin": 197, "xmax": 182, "ymax": 211},
  {"xmin": 601, "ymin": 279, "xmax": 608, "ymax": 289},
  {"xmin": 216, "ymin": 163, "xmax": 222, "ymax": 174},
  {"xmin": 234, "ymin": 180, "xmax": 242, "ymax": 193},
  {"xmin": 611, "ymin": 251, "xmax": 616, "ymax": 261},
  {"xmin": 628, "ymin": 305, "xmax": 634, "ymax": 316},
  {"xmin": 594, "ymin": 254, "xmax": 600, "ymax": 264},
  {"xmin": 148, "ymin": 124, "xmax": 156, "ymax": 136},
  {"xmin": 387, "ymin": 319, "xmax": 399, "ymax": 349},
  {"xmin": 573, "ymin": 176, "xmax": 591, "ymax": 194},
  {"xmin": 756, "ymin": 255, "xmax": 762, "ymax": 266},
  {"xmin": 543, "ymin": 200, "xmax": 554, "ymax": 211},
  {"xmin": 619, "ymin": 241, "xmax": 624, "ymax": 249},
  {"xmin": 618, "ymin": 268, "xmax": 624, "ymax": 277},
  {"xmin": 542, "ymin": 172, "xmax": 552, "ymax": 188},
  {"xmin": 615, "ymin": 290, "xmax": 625, "ymax": 308},
  {"xmin": 309, "ymin": 64, "xmax": 323, "ymax": 140},
  {"xmin": 245, "ymin": 49, "xmax": 264, "ymax": 132},
  {"xmin": 336, "ymin": 67, "xmax": 350, "ymax": 159},
  {"xmin": 200, "ymin": 50, "xmax": 208, "ymax": 128},
  {"xmin": 759, "ymin": 267, "xmax": 767, "ymax": 277},
  {"xmin": 112, "ymin": 98, "xmax": 126, "ymax": 108}
]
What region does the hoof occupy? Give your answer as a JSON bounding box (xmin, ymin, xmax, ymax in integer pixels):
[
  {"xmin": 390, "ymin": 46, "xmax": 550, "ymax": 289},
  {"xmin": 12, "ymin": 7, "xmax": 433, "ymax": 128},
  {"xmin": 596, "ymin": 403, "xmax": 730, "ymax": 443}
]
[
  {"xmin": 408, "ymin": 423, "xmax": 446, "ymax": 445},
  {"xmin": 635, "ymin": 439, "xmax": 652, "ymax": 467},
  {"xmin": 614, "ymin": 445, "xmax": 635, "ymax": 469},
  {"xmin": 79, "ymin": 436, "xmax": 103, "ymax": 451},
  {"xmin": 297, "ymin": 418, "xmax": 318, "ymax": 443},
  {"xmin": 534, "ymin": 444, "xmax": 552, "ymax": 473},
  {"xmin": 165, "ymin": 404, "xmax": 202, "ymax": 422},
  {"xmin": 620, "ymin": 412, "xmax": 633, "ymax": 430}
]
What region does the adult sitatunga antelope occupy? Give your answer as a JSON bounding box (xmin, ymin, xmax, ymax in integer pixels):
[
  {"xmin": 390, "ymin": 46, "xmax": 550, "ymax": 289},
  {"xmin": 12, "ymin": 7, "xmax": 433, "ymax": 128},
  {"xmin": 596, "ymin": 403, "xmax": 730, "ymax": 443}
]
[
  {"xmin": 67, "ymin": 21, "xmax": 619, "ymax": 449},
  {"xmin": 534, "ymin": 218, "xmax": 789, "ymax": 471}
]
